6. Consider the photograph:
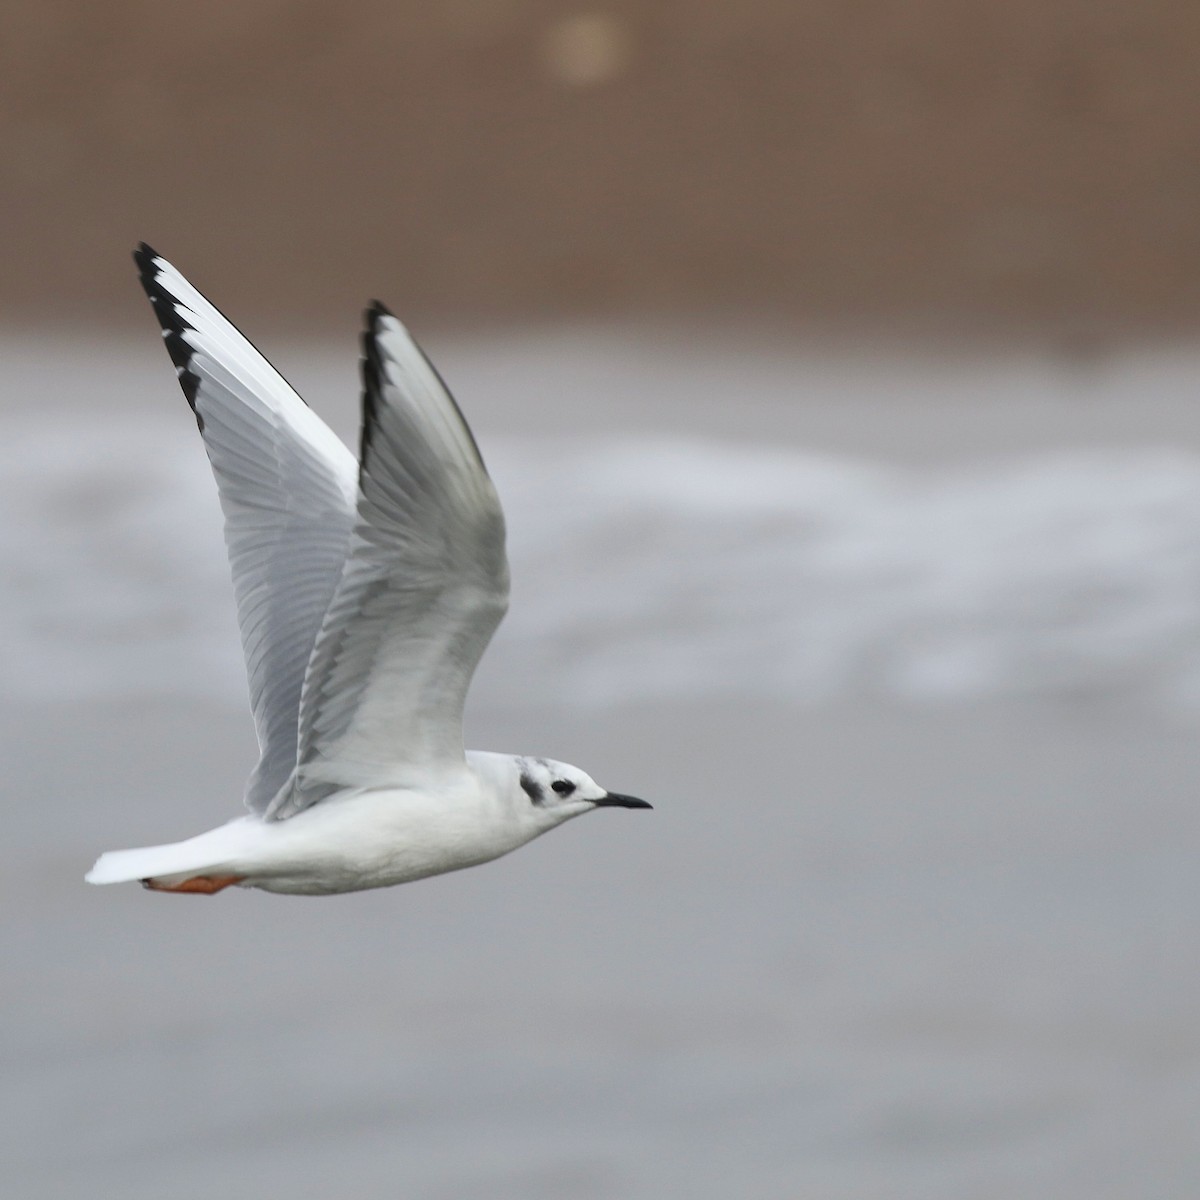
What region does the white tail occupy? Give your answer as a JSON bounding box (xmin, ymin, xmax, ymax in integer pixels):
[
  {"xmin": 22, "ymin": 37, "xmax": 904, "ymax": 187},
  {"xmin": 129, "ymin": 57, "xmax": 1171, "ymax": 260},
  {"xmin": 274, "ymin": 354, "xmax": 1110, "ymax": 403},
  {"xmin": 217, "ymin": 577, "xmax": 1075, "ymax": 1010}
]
[
  {"xmin": 86, "ymin": 845, "xmax": 184, "ymax": 885},
  {"xmin": 85, "ymin": 822, "xmax": 248, "ymax": 886}
]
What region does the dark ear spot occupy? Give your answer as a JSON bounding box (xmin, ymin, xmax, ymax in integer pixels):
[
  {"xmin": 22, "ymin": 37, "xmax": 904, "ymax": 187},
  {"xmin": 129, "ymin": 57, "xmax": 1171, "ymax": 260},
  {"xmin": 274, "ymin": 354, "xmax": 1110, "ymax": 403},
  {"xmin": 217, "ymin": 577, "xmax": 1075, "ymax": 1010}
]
[{"xmin": 520, "ymin": 772, "xmax": 544, "ymax": 805}]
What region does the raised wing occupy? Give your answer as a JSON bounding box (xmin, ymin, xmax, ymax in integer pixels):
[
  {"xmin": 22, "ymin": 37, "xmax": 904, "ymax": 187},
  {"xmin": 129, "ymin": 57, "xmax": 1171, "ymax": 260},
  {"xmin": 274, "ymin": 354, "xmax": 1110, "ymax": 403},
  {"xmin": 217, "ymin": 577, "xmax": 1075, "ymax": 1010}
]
[
  {"xmin": 272, "ymin": 305, "xmax": 509, "ymax": 819},
  {"xmin": 134, "ymin": 245, "xmax": 358, "ymax": 814}
]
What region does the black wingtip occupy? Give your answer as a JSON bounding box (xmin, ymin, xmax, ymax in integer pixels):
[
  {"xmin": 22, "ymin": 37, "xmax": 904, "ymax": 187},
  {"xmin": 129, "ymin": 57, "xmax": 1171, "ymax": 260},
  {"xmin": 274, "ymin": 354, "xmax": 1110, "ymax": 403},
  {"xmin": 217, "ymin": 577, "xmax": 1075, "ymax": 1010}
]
[
  {"xmin": 132, "ymin": 243, "xmax": 162, "ymax": 289},
  {"xmin": 366, "ymin": 299, "xmax": 395, "ymax": 323},
  {"xmin": 130, "ymin": 243, "xmax": 203, "ymax": 427},
  {"xmin": 132, "ymin": 242, "xmax": 155, "ymax": 283},
  {"xmin": 359, "ymin": 305, "xmax": 387, "ymax": 473}
]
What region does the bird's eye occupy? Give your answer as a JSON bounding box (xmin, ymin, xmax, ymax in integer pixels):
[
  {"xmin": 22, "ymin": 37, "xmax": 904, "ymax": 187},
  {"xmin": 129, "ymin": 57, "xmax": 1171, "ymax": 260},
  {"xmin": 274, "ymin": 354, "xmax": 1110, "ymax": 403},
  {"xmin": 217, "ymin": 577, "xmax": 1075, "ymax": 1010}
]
[{"xmin": 551, "ymin": 780, "xmax": 575, "ymax": 796}]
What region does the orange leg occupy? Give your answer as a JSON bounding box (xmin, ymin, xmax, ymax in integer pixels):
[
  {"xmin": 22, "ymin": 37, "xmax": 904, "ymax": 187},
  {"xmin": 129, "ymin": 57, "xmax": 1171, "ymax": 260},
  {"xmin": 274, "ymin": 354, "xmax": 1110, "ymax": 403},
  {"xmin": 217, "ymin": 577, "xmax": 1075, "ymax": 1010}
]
[{"xmin": 142, "ymin": 874, "xmax": 244, "ymax": 895}]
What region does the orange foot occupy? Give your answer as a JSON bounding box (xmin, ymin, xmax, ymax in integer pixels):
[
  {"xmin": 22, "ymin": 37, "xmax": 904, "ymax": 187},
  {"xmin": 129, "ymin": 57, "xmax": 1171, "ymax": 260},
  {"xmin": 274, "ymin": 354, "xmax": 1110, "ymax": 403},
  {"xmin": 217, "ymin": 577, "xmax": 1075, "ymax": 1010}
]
[{"xmin": 142, "ymin": 874, "xmax": 244, "ymax": 895}]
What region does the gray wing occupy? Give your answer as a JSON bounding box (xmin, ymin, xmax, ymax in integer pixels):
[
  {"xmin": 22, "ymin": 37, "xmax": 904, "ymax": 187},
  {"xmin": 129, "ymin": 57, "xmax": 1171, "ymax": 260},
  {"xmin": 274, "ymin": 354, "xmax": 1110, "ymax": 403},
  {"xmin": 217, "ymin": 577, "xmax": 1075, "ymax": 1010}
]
[
  {"xmin": 270, "ymin": 304, "xmax": 509, "ymax": 819},
  {"xmin": 134, "ymin": 245, "xmax": 359, "ymax": 814}
]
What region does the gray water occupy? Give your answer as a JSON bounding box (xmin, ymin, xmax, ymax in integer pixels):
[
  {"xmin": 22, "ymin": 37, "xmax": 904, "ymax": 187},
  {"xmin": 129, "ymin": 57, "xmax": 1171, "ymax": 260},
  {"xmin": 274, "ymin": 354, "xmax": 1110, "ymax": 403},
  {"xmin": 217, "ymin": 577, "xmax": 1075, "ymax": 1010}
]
[{"xmin": 5, "ymin": 330, "xmax": 1200, "ymax": 1197}]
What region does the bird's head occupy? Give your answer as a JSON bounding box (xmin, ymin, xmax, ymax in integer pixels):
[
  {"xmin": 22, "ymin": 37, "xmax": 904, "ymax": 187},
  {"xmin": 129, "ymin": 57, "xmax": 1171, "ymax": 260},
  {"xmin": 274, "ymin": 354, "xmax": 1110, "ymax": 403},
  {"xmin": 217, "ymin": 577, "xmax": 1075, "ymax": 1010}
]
[{"xmin": 513, "ymin": 756, "xmax": 652, "ymax": 828}]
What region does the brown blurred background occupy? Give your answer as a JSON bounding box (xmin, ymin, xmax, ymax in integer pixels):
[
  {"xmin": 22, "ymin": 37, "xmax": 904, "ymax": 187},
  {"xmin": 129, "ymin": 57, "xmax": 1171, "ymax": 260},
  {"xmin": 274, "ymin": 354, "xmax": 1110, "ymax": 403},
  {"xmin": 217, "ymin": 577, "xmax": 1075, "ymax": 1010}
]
[{"xmin": 4, "ymin": 0, "xmax": 1200, "ymax": 339}]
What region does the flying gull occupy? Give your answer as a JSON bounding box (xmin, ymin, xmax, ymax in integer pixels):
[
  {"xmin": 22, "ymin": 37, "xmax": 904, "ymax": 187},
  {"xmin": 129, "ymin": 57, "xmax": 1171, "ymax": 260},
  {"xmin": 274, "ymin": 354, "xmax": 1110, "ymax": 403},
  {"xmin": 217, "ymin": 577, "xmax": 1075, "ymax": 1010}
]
[{"xmin": 86, "ymin": 246, "xmax": 650, "ymax": 896}]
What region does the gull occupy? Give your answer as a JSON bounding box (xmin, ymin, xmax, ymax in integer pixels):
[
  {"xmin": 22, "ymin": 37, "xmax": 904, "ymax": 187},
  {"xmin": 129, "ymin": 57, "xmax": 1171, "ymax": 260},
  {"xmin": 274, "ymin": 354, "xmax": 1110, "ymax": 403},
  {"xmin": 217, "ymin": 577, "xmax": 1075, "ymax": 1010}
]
[{"xmin": 85, "ymin": 245, "xmax": 650, "ymax": 897}]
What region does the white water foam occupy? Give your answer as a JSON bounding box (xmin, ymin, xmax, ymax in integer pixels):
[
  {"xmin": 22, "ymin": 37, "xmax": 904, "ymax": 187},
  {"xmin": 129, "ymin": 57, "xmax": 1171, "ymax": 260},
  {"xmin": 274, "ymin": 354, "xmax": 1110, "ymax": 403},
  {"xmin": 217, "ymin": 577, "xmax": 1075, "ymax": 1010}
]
[{"xmin": 6, "ymin": 407, "xmax": 1200, "ymax": 713}]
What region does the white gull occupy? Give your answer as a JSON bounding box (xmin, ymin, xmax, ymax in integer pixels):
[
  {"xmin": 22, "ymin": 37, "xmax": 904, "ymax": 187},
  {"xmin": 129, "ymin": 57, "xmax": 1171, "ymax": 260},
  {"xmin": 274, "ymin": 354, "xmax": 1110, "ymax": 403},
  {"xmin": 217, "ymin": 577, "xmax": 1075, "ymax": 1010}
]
[{"xmin": 86, "ymin": 245, "xmax": 650, "ymax": 896}]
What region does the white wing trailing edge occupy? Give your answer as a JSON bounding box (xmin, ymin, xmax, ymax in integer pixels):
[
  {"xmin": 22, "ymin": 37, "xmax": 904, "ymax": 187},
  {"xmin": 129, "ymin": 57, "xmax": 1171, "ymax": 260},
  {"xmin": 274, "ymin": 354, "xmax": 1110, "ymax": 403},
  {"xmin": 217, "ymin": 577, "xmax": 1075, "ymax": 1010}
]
[
  {"xmin": 134, "ymin": 245, "xmax": 359, "ymax": 814},
  {"xmin": 276, "ymin": 304, "xmax": 510, "ymax": 818}
]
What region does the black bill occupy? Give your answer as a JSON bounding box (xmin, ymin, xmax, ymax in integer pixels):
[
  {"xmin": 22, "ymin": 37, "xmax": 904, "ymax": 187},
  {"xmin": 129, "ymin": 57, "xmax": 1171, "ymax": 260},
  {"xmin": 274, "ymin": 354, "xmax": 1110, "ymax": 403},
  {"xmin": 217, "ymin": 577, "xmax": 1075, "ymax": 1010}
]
[{"xmin": 593, "ymin": 792, "xmax": 653, "ymax": 809}]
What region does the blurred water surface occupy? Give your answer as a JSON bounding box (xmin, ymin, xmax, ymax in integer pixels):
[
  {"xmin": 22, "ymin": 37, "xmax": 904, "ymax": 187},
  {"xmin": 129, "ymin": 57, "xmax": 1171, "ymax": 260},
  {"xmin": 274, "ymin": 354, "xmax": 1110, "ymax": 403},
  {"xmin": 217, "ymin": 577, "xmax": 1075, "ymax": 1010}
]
[{"xmin": 4, "ymin": 331, "xmax": 1200, "ymax": 1198}]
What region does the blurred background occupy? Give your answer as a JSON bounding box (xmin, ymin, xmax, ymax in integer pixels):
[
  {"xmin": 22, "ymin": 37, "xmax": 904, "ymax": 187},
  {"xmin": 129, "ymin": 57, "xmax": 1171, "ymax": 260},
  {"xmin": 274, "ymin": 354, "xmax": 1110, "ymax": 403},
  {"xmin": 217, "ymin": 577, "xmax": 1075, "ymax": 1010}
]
[
  {"xmin": 5, "ymin": 3, "xmax": 1200, "ymax": 1198},
  {"xmin": 7, "ymin": 0, "xmax": 1200, "ymax": 337}
]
